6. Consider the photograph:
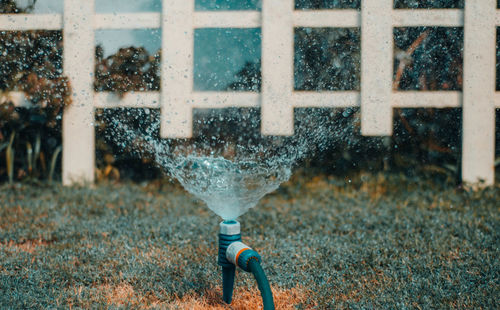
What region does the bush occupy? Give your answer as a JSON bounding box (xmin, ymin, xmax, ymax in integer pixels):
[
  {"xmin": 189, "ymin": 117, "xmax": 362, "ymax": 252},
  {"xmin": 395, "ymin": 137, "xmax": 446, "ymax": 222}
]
[{"xmin": 0, "ymin": 1, "xmax": 70, "ymax": 182}]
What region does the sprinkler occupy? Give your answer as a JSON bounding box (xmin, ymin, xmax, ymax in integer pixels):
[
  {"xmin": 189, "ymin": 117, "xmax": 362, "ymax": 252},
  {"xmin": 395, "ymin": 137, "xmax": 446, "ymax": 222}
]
[{"xmin": 218, "ymin": 220, "xmax": 275, "ymax": 310}]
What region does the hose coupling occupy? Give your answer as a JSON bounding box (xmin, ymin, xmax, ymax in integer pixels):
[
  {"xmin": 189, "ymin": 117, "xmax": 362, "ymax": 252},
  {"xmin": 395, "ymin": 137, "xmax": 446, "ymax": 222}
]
[{"xmin": 226, "ymin": 241, "xmax": 261, "ymax": 272}]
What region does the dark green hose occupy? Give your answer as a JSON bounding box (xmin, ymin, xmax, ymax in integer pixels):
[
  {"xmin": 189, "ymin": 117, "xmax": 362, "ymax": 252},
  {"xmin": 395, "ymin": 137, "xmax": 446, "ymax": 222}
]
[
  {"xmin": 222, "ymin": 266, "xmax": 236, "ymax": 303},
  {"xmin": 248, "ymin": 259, "xmax": 275, "ymax": 310}
]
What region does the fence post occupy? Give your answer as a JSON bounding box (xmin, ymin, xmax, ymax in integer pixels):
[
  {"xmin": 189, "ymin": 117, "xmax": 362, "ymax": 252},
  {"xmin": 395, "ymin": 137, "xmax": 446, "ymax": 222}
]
[
  {"xmin": 62, "ymin": 0, "xmax": 95, "ymax": 185},
  {"xmin": 462, "ymin": 0, "xmax": 496, "ymax": 185},
  {"xmin": 261, "ymin": 0, "xmax": 294, "ymax": 135},
  {"xmin": 160, "ymin": 0, "xmax": 194, "ymax": 138},
  {"xmin": 361, "ymin": 0, "xmax": 393, "ymax": 136}
]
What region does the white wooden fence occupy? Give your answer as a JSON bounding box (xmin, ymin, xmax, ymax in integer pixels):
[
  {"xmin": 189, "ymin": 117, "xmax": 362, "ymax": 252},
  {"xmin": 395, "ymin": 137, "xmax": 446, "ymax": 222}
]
[{"xmin": 0, "ymin": 0, "xmax": 498, "ymax": 186}]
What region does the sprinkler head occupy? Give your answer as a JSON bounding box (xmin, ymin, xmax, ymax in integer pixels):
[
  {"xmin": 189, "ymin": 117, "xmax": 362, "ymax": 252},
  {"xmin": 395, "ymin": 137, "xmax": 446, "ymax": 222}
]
[
  {"xmin": 218, "ymin": 220, "xmax": 242, "ymax": 268},
  {"xmin": 219, "ymin": 220, "xmax": 241, "ymax": 235}
]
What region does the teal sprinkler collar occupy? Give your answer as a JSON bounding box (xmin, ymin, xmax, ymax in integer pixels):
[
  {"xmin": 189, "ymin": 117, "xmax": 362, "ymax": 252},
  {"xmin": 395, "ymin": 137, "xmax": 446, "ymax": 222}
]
[{"xmin": 218, "ymin": 220, "xmax": 275, "ymax": 310}]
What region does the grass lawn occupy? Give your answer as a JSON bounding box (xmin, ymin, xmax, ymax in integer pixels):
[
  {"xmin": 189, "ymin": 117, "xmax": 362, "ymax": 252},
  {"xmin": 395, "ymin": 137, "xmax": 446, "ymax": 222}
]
[{"xmin": 0, "ymin": 173, "xmax": 498, "ymax": 309}]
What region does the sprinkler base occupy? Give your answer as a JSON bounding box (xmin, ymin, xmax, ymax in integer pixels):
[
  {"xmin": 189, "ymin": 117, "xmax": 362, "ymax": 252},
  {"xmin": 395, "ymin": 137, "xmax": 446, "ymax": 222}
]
[
  {"xmin": 217, "ymin": 220, "xmax": 275, "ymax": 310},
  {"xmin": 218, "ymin": 220, "xmax": 241, "ymax": 304}
]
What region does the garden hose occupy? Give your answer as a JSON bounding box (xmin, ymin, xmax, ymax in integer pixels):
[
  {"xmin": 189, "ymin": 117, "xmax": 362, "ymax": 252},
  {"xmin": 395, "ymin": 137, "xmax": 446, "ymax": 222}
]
[
  {"xmin": 248, "ymin": 259, "xmax": 274, "ymax": 310},
  {"xmin": 218, "ymin": 221, "xmax": 275, "ymax": 310}
]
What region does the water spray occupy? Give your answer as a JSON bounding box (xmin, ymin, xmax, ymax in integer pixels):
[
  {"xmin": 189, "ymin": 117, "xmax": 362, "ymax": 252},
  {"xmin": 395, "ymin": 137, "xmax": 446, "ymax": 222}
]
[
  {"xmin": 218, "ymin": 220, "xmax": 275, "ymax": 309},
  {"xmin": 108, "ymin": 110, "xmax": 343, "ymax": 309}
]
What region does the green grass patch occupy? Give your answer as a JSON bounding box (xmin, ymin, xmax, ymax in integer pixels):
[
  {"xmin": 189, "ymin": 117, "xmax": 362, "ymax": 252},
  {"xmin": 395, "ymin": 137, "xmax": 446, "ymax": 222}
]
[{"xmin": 0, "ymin": 174, "xmax": 498, "ymax": 308}]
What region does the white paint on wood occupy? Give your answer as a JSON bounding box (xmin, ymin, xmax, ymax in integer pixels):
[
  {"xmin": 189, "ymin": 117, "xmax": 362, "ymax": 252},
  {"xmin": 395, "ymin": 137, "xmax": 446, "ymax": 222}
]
[
  {"xmin": 495, "ymin": 10, "xmax": 500, "ymax": 25},
  {"xmin": 361, "ymin": 0, "xmax": 394, "ymax": 136},
  {"xmin": 94, "ymin": 13, "xmax": 160, "ymax": 30},
  {"xmin": 462, "ymin": 0, "xmax": 496, "ymax": 186},
  {"xmin": 261, "ymin": 0, "xmax": 294, "ymax": 135},
  {"xmin": 495, "ymin": 92, "xmax": 500, "ymax": 108},
  {"xmin": 95, "ymin": 91, "xmax": 260, "ymax": 109},
  {"xmin": 392, "ymin": 91, "xmax": 462, "ymax": 108},
  {"xmin": 293, "ymin": 91, "xmax": 359, "ymax": 108},
  {"xmin": 13, "ymin": 90, "xmax": 472, "ymax": 110},
  {"xmin": 293, "ymin": 10, "xmax": 359, "ymax": 28},
  {"xmin": 62, "ymin": 0, "xmax": 95, "ymax": 185},
  {"xmin": 94, "ymin": 92, "xmax": 160, "ymax": 109},
  {"xmin": 392, "ymin": 9, "xmax": 463, "ymax": 27},
  {"xmin": 0, "ymin": 14, "xmax": 62, "ymax": 30},
  {"xmin": 160, "ymin": 0, "xmax": 194, "ymax": 138},
  {"xmin": 191, "ymin": 92, "xmax": 259, "ymax": 108},
  {"xmin": 193, "ymin": 11, "xmax": 260, "ymax": 28}
]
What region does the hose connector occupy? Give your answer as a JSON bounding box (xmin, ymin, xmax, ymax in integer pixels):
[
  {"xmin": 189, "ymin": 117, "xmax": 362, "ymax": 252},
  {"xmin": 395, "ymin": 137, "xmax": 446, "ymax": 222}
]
[{"xmin": 226, "ymin": 241, "xmax": 261, "ymax": 272}]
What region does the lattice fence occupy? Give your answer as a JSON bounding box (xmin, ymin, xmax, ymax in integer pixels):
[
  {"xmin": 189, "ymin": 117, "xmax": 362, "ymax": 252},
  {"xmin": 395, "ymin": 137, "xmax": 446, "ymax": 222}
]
[{"xmin": 0, "ymin": 0, "xmax": 498, "ymax": 185}]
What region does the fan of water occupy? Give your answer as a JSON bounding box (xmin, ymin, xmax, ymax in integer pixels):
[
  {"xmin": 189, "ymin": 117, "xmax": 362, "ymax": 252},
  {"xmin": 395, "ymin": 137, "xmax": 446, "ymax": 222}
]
[
  {"xmin": 174, "ymin": 155, "xmax": 290, "ymax": 220},
  {"xmin": 106, "ymin": 108, "xmax": 355, "ymax": 220}
]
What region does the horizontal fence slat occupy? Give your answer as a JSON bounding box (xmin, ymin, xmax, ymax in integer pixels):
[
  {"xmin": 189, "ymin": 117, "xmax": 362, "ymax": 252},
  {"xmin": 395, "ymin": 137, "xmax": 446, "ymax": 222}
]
[
  {"xmin": 392, "ymin": 91, "xmax": 462, "ymax": 108},
  {"xmin": 191, "ymin": 92, "xmax": 259, "ymax": 108},
  {"xmin": 95, "ymin": 92, "xmax": 260, "ymax": 109},
  {"xmin": 293, "ymin": 10, "xmax": 359, "ymax": 28},
  {"xmin": 15, "ymin": 90, "xmax": 492, "ymax": 110},
  {"xmin": 94, "ymin": 92, "xmax": 160, "ymax": 108},
  {"xmin": 392, "ymin": 9, "xmax": 463, "ymax": 27},
  {"xmin": 0, "ymin": 14, "xmax": 62, "ymax": 30},
  {"xmin": 193, "ymin": 11, "xmax": 260, "ymax": 28},
  {"xmin": 0, "ymin": 9, "xmax": 479, "ymax": 32},
  {"xmin": 94, "ymin": 13, "xmax": 160, "ymax": 29},
  {"xmin": 293, "ymin": 91, "xmax": 359, "ymax": 108}
]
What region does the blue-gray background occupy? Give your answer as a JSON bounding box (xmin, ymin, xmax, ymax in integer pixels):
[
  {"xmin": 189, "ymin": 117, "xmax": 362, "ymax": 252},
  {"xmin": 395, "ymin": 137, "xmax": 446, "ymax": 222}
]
[{"xmin": 24, "ymin": 0, "xmax": 262, "ymax": 90}]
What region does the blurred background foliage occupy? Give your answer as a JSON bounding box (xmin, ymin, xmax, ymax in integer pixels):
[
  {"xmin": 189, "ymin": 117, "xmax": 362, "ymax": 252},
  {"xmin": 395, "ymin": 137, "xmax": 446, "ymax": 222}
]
[
  {"xmin": 0, "ymin": 0, "xmax": 70, "ymax": 183},
  {"xmin": 0, "ymin": 0, "xmax": 36, "ymax": 13},
  {"xmin": 1, "ymin": 0, "xmax": 499, "ymax": 183},
  {"xmin": 94, "ymin": 46, "xmax": 160, "ymax": 95}
]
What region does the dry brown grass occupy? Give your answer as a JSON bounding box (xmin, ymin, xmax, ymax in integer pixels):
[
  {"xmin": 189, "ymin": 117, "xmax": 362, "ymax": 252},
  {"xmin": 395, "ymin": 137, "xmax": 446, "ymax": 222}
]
[
  {"xmin": 93, "ymin": 283, "xmax": 162, "ymax": 308},
  {"xmin": 302, "ymin": 172, "xmax": 391, "ymax": 201},
  {"xmin": 1, "ymin": 239, "xmax": 50, "ymax": 254},
  {"xmin": 169, "ymin": 286, "xmax": 316, "ymax": 310},
  {"xmin": 331, "ymin": 269, "xmax": 393, "ymax": 304},
  {"xmin": 94, "ymin": 283, "xmax": 315, "ymax": 309}
]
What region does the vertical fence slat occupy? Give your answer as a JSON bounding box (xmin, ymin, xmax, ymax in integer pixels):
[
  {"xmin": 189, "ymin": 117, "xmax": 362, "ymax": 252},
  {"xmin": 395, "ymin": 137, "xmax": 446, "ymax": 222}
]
[
  {"xmin": 361, "ymin": 0, "xmax": 393, "ymax": 136},
  {"xmin": 160, "ymin": 0, "xmax": 194, "ymax": 138},
  {"xmin": 462, "ymin": 0, "xmax": 496, "ymax": 185},
  {"xmin": 62, "ymin": 0, "xmax": 95, "ymax": 185},
  {"xmin": 261, "ymin": 0, "xmax": 294, "ymax": 135}
]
